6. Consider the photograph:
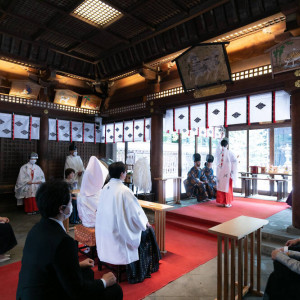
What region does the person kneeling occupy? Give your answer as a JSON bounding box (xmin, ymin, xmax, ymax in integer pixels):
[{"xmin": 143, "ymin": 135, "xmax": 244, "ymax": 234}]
[
  {"xmin": 17, "ymin": 180, "xmax": 122, "ymax": 300},
  {"xmin": 96, "ymin": 162, "xmax": 161, "ymax": 283}
]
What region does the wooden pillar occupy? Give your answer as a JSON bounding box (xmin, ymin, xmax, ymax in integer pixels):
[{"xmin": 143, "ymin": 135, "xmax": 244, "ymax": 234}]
[
  {"xmin": 291, "ymin": 90, "xmax": 300, "ymax": 228},
  {"xmin": 38, "ymin": 112, "xmax": 48, "ymax": 179},
  {"xmin": 150, "ymin": 112, "xmax": 163, "ymax": 200}
]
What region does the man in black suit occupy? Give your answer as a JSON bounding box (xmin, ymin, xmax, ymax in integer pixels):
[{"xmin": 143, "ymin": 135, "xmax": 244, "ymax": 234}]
[{"xmin": 17, "ymin": 180, "xmax": 123, "ymax": 300}]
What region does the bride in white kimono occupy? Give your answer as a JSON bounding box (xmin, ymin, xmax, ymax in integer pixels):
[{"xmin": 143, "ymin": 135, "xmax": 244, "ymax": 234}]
[
  {"xmin": 77, "ymin": 156, "xmax": 108, "ymax": 227},
  {"xmin": 15, "ymin": 152, "xmax": 45, "ymax": 214}
]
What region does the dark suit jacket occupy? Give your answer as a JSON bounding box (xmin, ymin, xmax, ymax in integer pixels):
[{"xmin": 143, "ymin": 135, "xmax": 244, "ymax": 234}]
[{"xmin": 17, "ymin": 218, "xmax": 104, "ymax": 300}]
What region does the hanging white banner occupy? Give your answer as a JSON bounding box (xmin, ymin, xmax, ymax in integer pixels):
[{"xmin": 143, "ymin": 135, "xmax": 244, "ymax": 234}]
[
  {"xmin": 208, "ymin": 101, "xmax": 224, "ymax": 127},
  {"xmin": 0, "ymin": 113, "xmax": 12, "ymax": 138},
  {"xmin": 105, "ymin": 123, "xmax": 114, "ymax": 143},
  {"xmin": 58, "ymin": 120, "xmax": 70, "ymax": 141},
  {"xmin": 72, "ymin": 121, "xmax": 83, "ymax": 142},
  {"xmin": 114, "ymin": 122, "xmax": 124, "ymax": 143},
  {"xmin": 275, "ymin": 90, "xmax": 290, "ymax": 121},
  {"xmin": 190, "ymin": 103, "xmax": 206, "ymax": 130},
  {"xmin": 164, "ymin": 109, "xmax": 173, "ymax": 133},
  {"xmin": 31, "ymin": 117, "xmax": 40, "ymax": 140},
  {"xmin": 133, "ymin": 119, "xmax": 144, "ymax": 142},
  {"xmin": 227, "ymin": 97, "xmax": 247, "ymax": 125},
  {"xmin": 48, "ymin": 119, "xmax": 57, "ymax": 140},
  {"xmin": 145, "ymin": 118, "xmax": 151, "ymax": 141},
  {"xmin": 100, "ymin": 124, "xmax": 106, "ymax": 143},
  {"xmin": 84, "ymin": 123, "xmax": 95, "ymax": 143},
  {"xmin": 14, "ymin": 115, "xmax": 29, "ymax": 139},
  {"xmin": 250, "ymin": 92, "xmax": 272, "ymax": 123},
  {"xmin": 174, "ymin": 107, "xmax": 189, "ymax": 132},
  {"xmin": 95, "ymin": 125, "xmax": 102, "ymax": 143},
  {"xmin": 124, "ymin": 120, "xmax": 133, "ymax": 142}
]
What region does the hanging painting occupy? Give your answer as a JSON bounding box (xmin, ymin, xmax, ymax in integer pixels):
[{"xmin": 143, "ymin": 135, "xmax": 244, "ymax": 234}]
[
  {"xmin": 268, "ymin": 37, "xmax": 300, "ymax": 75},
  {"xmin": 54, "ymin": 89, "xmax": 78, "ymax": 107},
  {"xmin": 174, "ymin": 42, "xmax": 231, "ymax": 92},
  {"xmin": 81, "ymin": 94, "xmax": 102, "ymax": 110},
  {"xmin": 9, "ymin": 80, "xmax": 41, "ymax": 100}
]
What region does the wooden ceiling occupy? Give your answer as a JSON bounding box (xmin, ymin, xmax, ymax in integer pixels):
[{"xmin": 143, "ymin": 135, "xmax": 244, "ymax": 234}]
[{"xmin": 0, "ymin": 0, "xmax": 297, "ymax": 80}]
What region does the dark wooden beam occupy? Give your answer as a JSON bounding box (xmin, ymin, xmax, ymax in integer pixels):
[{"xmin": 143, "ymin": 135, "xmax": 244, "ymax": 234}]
[
  {"xmin": 95, "ymin": 0, "xmax": 229, "ymax": 63},
  {"xmin": 100, "ymin": 0, "xmax": 155, "ymax": 31},
  {"xmin": 169, "ymin": 0, "xmax": 189, "ymax": 14}
]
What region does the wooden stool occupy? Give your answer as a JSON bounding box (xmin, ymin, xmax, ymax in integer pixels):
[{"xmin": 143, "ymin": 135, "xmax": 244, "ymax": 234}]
[{"xmin": 74, "ymin": 225, "xmax": 97, "ymax": 260}]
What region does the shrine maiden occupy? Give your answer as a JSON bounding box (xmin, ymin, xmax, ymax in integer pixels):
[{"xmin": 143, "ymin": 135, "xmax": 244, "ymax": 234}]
[
  {"xmin": 64, "ymin": 142, "xmax": 85, "ymax": 188},
  {"xmin": 15, "ymin": 152, "xmax": 45, "ymax": 214},
  {"xmin": 215, "ymin": 138, "xmax": 238, "ymax": 207},
  {"xmin": 77, "ymin": 156, "xmax": 108, "ymax": 227}
]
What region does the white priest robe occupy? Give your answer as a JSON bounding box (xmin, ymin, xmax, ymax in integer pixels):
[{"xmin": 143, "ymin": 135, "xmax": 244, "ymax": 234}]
[
  {"xmin": 215, "ymin": 144, "xmax": 238, "ymax": 193},
  {"xmin": 96, "ymin": 178, "xmax": 148, "ymax": 265},
  {"xmin": 15, "ymin": 162, "xmax": 45, "ymax": 205},
  {"xmin": 78, "ymin": 156, "xmax": 108, "ymax": 228},
  {"xmin": 64, "ymin": 155, "xmax": 85, "ymax": 188}
]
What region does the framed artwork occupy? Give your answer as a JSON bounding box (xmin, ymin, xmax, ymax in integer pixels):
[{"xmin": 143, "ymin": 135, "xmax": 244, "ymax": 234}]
[
  {"xmin": 268, "ymin": 37, "xmax": 300, "ymax": 75},
  {"xmin": 81, "ymin": 94, "xmax": 102, "ymax": 110},
  {"xmin": 54, "ymin": 89, "xmax": 78, "ymax": 107},
  {"xmin": 174, "ymin": 43, "xmax": 231, "ymax": 92},
  {"xmin": 9, "ymin": 80, "xmax": 41, "ymax": 99}
]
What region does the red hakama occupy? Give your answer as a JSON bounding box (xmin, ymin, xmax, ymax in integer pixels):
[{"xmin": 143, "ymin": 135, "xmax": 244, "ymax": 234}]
[{"xmin": 216, "ymin": 178, "xmax": 233, "ymax": 205}]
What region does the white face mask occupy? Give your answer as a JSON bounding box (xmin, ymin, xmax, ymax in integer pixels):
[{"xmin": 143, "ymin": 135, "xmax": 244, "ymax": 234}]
[
  {"xmin": 61, "ymin": 201, "xmax": 73, "ymax": 220},
  {"xmin": 30, "ymin": 159, "xmax": 36, "ymax": 165},
  {"xmin": 73, "ymin": 151, "xmax": 77, "ymax": 157}
]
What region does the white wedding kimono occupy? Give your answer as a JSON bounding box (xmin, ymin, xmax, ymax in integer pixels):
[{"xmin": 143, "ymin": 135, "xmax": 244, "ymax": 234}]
[
  {"xmin": 77, "ymin": 156, "xmax": 108, "ymax": 227},
  {"xmin": 215, "ymin": 144, "xmax": 238, "ymax": 193},
  {"xmin": 96, "ymin": 178, "xmax": 148, "ymax": 265},
  {"xmin": 64, "ymin": 155, "xmax": 85, "ymax": 188},
  {"xmin": 15, "ymin": 162, "xmax": 45, "ymax": 205}
]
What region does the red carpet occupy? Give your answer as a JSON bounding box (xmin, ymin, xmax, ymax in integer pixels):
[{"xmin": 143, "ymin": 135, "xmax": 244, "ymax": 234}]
[{"xmin": 0, "ymin": 197, "xmax": 288, "ymax": 300}]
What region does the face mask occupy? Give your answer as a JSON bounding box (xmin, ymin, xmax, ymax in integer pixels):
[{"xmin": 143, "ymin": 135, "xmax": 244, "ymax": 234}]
[
  {"xmin": 30, "ymin": 160, "xmax": 36, "ymax": 165},
  {"xmin": 61, "ymin": 202, "xmax": 73, "ymax": 220},
  {"xmin": 73, "ymin": 151, "xmax": 77, "ymax": 157}
]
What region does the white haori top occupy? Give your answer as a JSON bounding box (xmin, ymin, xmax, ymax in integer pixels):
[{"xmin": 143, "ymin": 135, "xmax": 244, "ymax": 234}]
[
  {"xmin": 15, "ymin": 162, "xmax": 45, "ymax": 205},
  {"xmin": 215, "ymin": 143, "xmax": 238, "ymax": 193},
  {"xmin": 77, "ymin": 156, "xmax": 108, "ymax": 227},
  {"xmin": 96, "ymin": 178, "xmax": 148, "ymax": 265},
  {"xmin": 64, "ymin": 155, "xmax": 85, "ymax": 188}
]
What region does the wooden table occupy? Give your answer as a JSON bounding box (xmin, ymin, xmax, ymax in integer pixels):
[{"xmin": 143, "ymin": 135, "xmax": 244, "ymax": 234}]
[
  {"xmin": 239, "ymin": 172, "xmax": 291, "ymax": 198},
  {"xmin": 138, "ymin": 199, "xmax": 173, "ymax": 253},
  {"xmin": 154, "ymin": 177, "xmax": 182, "ymax": 204},
  {"xmin": 208, "ymin": 216, "xmax": 268, "ymax": 300}
]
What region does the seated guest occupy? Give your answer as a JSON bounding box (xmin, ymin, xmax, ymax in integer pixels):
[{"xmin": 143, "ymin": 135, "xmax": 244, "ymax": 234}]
[
  {"xmin": 184, "ymin": 153, "xmax": 208, "ymax": 202},
  {"xmin": 17, "ymin": 180, "xmax": 123, "ymax": 300},
  {"xmin": 64, "ymin": 168, "xmax": 80, "ymax": 224},
  {"xmin": 264, "ymin": 238, "xmax": 300, "ymax": 300},
  {"xmin": 0, "ymin": 216, "xmax": 17, "ymax": 263},
  {"xmin": 96, "ymin": 162, "xmax": 161, "ymax": 283},
  {"xmin": 77, "ymin": 156, "xmax": 108, "ymax": 228},
  {"xmin": 202, "ymin": 154, "xmax": 217, "ymax": 199},
  {"xmin": 15, "ymin": 152, "xmax": 45, "ymax": 214}
]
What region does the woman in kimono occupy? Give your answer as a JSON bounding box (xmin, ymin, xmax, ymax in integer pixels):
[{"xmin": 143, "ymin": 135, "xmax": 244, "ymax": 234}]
[
  {"xmin": 202, "ymin": 154, "xmax": 217, "ymax": 199},
  {"xmin": 15, "ymin": 152, "xmax": 45, "ymax": 214},
  {"xmin": 215, "ymin": 139, "xmax": 238, "ymax": 207}
]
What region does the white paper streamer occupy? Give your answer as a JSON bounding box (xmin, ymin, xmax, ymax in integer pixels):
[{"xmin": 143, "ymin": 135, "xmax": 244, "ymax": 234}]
[
  {"xmin": 48, "ymin": 118, "xmax": 57, "ymax": 140},
  {"xmin": 0, "ymin": 113, "xmax": 12, "ymax": 138},
  {"xmin": 84, "ymin": 123, "xmax": 95, "ymax": 143},
  {"xmin": 164, "ymin": 109, "xmax": 173, "ymax": 133},
  {"xmin": 14, "ymin": 115, "xmax": 29, "ymax": 139},
  {"xmin": 275, "ymin": 90, "xmax": 290, "ymax": 121},
  {"xmin": 114, "ymin": 122, "xmax": 124, "ymax": 143},
  {"xmin": 105, "ymin": 123, "xmax": 114, "ymax": 143},
  {"xmin": 133, "ymin": 119, "xmax": 144, "ymax": 142},
  {"xmin": 227, "ymin": 97, "xmax": 247, "ymax": 125},
  {"xmin": 72, "ymin": 121, "xmax": 83, "ymax": 142},
  {"xmin": 58, "ymin": 120, "xmax": 70, "ymax": 141},
  {"xmin": 208, "ymin": 101, "xmax": 224, "ymax": 127},
  {"xmin": 124, "ymin": 120, "xmax": 133, "ymax": 142},
  {"xmin": 190, "ymin": 103, "xmax": 206, "ymax": 130},
  {"xmin": 31, "ymin": 117, "xmax": 40, "ymax": 140},
  {"xmin": 250, "ymin": 92, "xmax": 272, "ymax": 123},
  {"xmin": 174, "ymin": 107, "xmax": 189, "ymax": 132},
  {"xmin": 145, "ymin": 118, "xmax": 151, "ymax": 141}
]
